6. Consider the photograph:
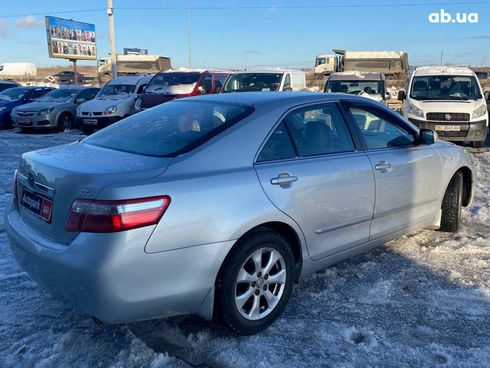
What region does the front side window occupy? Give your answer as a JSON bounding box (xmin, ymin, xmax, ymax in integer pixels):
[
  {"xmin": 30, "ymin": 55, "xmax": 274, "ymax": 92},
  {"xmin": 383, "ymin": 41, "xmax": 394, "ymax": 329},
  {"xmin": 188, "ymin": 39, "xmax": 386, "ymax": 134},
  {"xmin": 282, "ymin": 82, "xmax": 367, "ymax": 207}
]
[
  {"xmin": 316, "ymin": 58, "xmax": 326, "ymax": 66},
  {"xmin": 349, "ymin": 107, "xmax": 414, "ymax": 149},
  {"xmin": 410, "ymin": 75, "xmax": 482, "ymax": 101},
  {"xmin": 84, "ymin": 100, "xmax": 252, "ymax": 157}
]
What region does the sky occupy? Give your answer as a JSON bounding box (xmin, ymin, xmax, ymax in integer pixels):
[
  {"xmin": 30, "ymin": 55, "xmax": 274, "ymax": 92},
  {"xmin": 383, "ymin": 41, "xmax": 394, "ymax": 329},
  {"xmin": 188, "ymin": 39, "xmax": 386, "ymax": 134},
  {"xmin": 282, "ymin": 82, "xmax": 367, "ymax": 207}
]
[{"xmin": 0, "ymin": 0, "xmax": 489, "ymax": 69}]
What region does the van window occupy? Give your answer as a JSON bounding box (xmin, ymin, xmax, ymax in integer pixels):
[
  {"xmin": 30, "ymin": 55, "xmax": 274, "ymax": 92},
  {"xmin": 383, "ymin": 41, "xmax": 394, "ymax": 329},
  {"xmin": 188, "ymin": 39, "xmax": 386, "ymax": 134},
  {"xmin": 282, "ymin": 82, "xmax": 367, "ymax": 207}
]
[
  {"xmin": 410, "ymin": 75, "xmax": 482, "ymax": 101},
  {"xmin": 222, "ymin": 73, "xmax": 283, "ymax": 92},
  {"xmin": 283, "ymin": 74, "xmax": 291, "ymax": 90}
]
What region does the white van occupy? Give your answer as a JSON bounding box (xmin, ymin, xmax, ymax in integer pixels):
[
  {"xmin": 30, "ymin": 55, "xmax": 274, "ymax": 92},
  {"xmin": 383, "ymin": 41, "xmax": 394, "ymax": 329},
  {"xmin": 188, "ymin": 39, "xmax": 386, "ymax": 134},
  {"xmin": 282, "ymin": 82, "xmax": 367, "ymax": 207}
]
[
  {"xmin": 399, "ymin": 66, "xmax": 488, "ymax": 147},
  {"xmin": 77, "ymin": 75, "xmax": 152, "ymax": 132},
  {"xmin": 221, "ymin": 69, "xmax": 306, "ymax": 93}
]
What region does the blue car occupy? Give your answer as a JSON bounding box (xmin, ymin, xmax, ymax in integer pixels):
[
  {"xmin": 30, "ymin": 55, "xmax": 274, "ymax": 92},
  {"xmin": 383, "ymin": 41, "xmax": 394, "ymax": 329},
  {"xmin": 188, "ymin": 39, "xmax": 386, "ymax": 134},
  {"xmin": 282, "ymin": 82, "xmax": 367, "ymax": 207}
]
[{"xmin": 0, "ymin": 87, "xmax": 53, "ymax": 128}]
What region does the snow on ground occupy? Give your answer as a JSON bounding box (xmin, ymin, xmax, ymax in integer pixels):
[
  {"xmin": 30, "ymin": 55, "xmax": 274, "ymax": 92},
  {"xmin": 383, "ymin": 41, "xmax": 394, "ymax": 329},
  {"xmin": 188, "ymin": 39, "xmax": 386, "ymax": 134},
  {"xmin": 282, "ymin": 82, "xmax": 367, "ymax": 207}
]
[{"xmin": 0, "ymin": 129, "xmax": 489, "ymax": 367}]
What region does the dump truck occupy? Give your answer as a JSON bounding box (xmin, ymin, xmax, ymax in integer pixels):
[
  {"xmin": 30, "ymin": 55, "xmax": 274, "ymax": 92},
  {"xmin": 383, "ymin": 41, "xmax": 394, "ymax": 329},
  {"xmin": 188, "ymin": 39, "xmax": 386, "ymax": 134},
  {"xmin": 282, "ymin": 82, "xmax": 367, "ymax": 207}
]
[
  {"xmin": 98, "ymin": 54, "xmax": 172, "ymax": 78},
  {"xmin": 314, "ymin": 50, "xmax": 409, "ymax": 78}
]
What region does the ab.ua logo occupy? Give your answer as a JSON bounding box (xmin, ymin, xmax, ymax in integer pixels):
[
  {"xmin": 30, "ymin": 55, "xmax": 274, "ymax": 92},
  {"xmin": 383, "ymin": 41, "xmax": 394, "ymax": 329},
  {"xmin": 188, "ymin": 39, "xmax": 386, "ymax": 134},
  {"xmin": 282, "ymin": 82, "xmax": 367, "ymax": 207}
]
[{"xmin": 429, "ymin": 9, "xmax": 478, "ymax": 23}]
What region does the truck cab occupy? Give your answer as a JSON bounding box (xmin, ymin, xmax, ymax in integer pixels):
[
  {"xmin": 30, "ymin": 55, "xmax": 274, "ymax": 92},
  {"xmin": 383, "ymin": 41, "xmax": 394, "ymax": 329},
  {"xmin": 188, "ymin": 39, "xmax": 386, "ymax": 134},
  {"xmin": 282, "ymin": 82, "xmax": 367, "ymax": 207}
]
[
  {"xmin": 314, "ymin": 55, "xmax": 338, "ymax": 75},
  {"xmin": 399, "ymin": 66, "xmax": 488, "ymax": 148}
]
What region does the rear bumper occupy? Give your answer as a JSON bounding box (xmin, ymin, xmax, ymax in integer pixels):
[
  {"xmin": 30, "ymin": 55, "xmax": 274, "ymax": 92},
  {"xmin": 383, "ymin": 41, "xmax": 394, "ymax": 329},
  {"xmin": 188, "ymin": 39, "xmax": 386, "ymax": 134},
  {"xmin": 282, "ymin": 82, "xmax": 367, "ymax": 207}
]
[
  {"xmin": 5, "ymin": 200, "xmax": 233, "ymax": 323},
  {"xmin": 408, "ymin": 118, "xmax": 488, "ymax": 142}
]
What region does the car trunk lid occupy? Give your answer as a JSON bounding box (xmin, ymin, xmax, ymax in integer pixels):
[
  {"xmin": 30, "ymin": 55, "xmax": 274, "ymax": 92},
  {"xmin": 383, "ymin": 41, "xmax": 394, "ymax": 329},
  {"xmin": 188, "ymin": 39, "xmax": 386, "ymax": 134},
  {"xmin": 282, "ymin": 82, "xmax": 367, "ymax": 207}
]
[{"xmin": 17, "ymin": 141, "xmax": 172, "ymax": 245}]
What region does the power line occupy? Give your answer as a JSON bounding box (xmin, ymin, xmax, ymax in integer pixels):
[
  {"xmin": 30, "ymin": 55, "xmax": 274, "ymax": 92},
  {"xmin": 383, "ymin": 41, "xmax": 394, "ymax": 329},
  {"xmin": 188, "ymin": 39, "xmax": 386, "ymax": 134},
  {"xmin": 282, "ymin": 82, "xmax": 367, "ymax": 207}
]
[{"xmin": 1, "ymin": 1, "xmax": 490, "ymax": 18}]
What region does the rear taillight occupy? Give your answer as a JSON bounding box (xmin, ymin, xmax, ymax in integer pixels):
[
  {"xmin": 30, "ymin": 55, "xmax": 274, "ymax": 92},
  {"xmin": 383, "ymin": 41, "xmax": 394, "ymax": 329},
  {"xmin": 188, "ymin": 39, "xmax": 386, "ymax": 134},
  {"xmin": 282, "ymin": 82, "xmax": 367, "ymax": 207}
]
[
  {"xmin": 65, "ymin": 196, "xmax": 171, "ymax": 233},
  {"xmin": 13, "ymin": 170, "xmax": 18, "ymax": 202}
]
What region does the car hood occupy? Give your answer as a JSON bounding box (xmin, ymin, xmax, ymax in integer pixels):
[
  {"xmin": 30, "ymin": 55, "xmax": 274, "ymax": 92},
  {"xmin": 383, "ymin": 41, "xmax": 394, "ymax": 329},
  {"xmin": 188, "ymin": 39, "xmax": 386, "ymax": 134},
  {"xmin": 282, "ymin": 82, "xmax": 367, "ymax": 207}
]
[
  {"xmin": 412, "ymin": 99, "xmax": 485, "ymax": 114},
  {"xmin": 80, "ymin": 96, "xmax": 133, "ymax": 111}
]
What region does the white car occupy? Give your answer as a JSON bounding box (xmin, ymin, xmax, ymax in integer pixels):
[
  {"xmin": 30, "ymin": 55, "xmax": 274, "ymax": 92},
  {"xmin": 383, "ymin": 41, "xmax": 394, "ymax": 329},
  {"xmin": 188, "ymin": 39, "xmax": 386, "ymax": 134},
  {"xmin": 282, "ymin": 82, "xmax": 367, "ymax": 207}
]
[
  {"xmin": 399, "ymin": 66, "xmax": 488, "ymax": 148},
  {"xmin": 77, "ymin": 75, "xmax": 152, "ymax": 133}
]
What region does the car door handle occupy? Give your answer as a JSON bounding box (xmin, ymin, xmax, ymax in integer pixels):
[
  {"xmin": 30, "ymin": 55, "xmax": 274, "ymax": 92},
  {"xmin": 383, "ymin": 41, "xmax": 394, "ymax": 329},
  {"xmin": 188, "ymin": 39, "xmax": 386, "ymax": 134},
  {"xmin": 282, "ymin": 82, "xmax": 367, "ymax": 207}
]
[
  {"xmin": 375, "ymin": 161, "xmax": 392, "ymax": 171},
  {"xmin": 270, "ymin": 173, "xmax": 298, "ymax": 185}
]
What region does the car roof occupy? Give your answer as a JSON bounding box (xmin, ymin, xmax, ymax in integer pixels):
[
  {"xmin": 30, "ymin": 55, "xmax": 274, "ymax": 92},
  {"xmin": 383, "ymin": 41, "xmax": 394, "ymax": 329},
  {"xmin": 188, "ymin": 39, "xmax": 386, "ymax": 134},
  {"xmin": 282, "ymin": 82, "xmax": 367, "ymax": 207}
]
[
  {"xmin": 231, "ymin": 69, "xmax": 302, "ymax": 75},
  {"xmin": 107, "ymin": 75, "xmax": 152, "ymax": 85},
  {"xmin": 327, "ymin": 71, "xmax": 384, "ymax": 81},
  {"xmin": 182, "ymin": 91, "xmax": 368, "ymax": 107},
  {"xmin": 413, "ymin": 66, "xmax": 475, "ymax": 76}
]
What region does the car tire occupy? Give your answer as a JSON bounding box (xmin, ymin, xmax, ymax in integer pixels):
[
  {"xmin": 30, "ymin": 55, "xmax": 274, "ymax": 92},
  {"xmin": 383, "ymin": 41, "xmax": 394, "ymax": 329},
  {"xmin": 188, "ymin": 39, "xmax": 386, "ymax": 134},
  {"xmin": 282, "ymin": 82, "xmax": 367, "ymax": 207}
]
[
  {"xmin": 57, "ymin": 113, "xmax": 73, "ymax": 131},
  {"xmin": 439, "ymin": 171, "xmax": 463, "ymax": 233},
  {"xmin": 471, "ymin": 140, "xmax": 484, "ymax": 148},
  {"xmin": 215, "ymin": 228, "xmax": 295, "ymax": 335}
]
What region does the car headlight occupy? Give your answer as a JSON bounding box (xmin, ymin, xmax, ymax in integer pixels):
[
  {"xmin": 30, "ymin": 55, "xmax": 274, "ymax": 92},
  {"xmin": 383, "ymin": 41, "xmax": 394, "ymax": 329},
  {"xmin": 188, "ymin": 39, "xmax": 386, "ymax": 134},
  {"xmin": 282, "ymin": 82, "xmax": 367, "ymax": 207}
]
[
  {"xmin": 472, "ymin": 104, "xmax": 487, "ymax": 119},
  {"xmin": 134, "ymin": 98, "xmax": 142, "ymax": 111},
  {"xmin": 103, "ymin": 105, "xmax": 117, "ymax": 115},
  {"xmin": 38, "ymin": 107, "xmax": 54, "ymax": 115},
  {"xmin": 407, "ymin": 104, "xmax": 424, "ymax": 118}
]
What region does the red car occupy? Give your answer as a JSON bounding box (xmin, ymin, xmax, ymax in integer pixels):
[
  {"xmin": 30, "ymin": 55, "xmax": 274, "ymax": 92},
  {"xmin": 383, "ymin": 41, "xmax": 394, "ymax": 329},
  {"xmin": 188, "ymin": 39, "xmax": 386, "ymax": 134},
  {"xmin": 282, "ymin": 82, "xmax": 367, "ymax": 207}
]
[{"xmin": 134, "ymin": 70, "xmax": 229, "ymax": 112}]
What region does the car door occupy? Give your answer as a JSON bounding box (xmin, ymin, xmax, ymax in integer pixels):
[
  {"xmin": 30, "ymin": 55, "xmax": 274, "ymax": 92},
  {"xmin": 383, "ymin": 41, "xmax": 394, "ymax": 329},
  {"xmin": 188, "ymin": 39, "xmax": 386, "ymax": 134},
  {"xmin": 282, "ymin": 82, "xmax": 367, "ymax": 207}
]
[
  {"xmin": 254, "ymin": 102, "xmax": 375, "ymax": 261},
  {"xmin": 345, "ymin": 103, "xmax": 443, "ymax": 239}
]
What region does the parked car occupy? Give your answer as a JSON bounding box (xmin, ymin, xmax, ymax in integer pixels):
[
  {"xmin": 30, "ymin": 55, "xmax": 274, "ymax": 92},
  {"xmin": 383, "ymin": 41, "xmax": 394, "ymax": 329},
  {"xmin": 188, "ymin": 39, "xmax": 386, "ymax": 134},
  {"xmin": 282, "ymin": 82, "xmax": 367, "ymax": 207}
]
[
  {"xmin": 77, "ymin": 75, "xmax": 151, "ymax": 133},
  {"xmin": 11, "ymin": 86, "xmax": 99, "ymax": 131},
  {"xmin": 0, "ymin": 87, "xmax": 53, "ymax": 128},
  {"xmin": 324, "ymin": 72, "xmax": 388, "ymax": 102},
  {"xmin": 47, "ymin": 71, "xmax": 85, "ymax": 84},
  {"xmin": 134, "ymin": 70, "xmax": 229, "ymax": 112},
  {"xmin": 0, "ymin": 80, "xmax": 21, "ymax": 92},
  {"xmin": 222, "ymin": 69, "xmax": 306, "ymax": 92},
  {"xmin": 6, "ymin": 93, "xmax": 475, "ymax": 335},
  {"xmin": 399, "ymin": 66, "xmax": 488, "ymax": 148}
]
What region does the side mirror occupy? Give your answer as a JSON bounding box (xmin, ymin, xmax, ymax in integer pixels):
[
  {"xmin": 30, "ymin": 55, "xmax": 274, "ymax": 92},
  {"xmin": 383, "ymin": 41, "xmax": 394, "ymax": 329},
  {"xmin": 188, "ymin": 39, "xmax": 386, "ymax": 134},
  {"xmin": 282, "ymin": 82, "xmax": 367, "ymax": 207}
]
[
  {"xmin": 418, "ymin": 128, "xmax": 438, "ymax": 145},
  {"xmin": 198, "ymin": 85, "xmax": 206, "ymax": 95},
  {"xmin": 283, "ymin": 86, "xmax": 292, "ymax": 92},
  {"xmin": 76, "ymin": 98, "xmax": 87, "ymax": 104},
  {"xmin": 398, "ymin": 90, "xmax": 406, "ymax": 101},
  {"xmin": 484, "ymin": 90, "xmax": 490, "ymax": 102}
]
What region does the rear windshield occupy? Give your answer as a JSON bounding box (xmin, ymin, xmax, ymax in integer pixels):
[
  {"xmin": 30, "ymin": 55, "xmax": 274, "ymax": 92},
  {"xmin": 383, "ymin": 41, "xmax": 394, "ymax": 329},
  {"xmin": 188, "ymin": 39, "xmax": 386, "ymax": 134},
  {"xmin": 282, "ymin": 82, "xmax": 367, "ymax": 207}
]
[
  {"xmin": 84, "ymin": 100, "xmax": 253, "ymax": 157},
  {"xmin": 222, "ymin": 73, "xmax": 283, "ymax": 92},
  {"xmin": 145, "ymin": 72, "xmax": 201, "ymax": 94}
]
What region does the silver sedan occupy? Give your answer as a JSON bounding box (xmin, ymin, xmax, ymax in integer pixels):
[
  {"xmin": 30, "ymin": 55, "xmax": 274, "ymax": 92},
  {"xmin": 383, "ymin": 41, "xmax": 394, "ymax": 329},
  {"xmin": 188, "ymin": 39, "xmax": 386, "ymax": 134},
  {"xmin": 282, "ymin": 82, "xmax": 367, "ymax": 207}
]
[{"xmin": 6, "ymin": 93, "xmax": 475, "ymax": 335}]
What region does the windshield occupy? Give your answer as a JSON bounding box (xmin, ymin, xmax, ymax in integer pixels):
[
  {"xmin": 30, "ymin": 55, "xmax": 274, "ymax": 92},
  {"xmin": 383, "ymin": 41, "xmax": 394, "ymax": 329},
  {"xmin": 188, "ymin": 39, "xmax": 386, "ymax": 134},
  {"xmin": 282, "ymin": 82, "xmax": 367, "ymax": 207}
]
[
  {"xmin": 98, "ymin": 84, "xmax": 136, "ymax": 97},
  {"xmin": 146, "ymin": 72, "xmax": 201, "ymax": 94},
  {"xmin": 410, "ymin": 75, "xmax": 482, "ymax": 101},
  {"xmin": 325, "ymin": 80, "xmax": 384, "ymax": 96},
  {"xmin": 84, "ymin": 100, "xmax": 253, "ymax": 157},
  {"xmin": 0, "ymin": 88, "xmax": 28, "ymax": 101},
  {"xmin": 223, "ymin": 73, "xmax": 283, "ymax": 92},
  {"xmin": 37, "ymin": 89, "xmax": 78, "ymax": 103}
]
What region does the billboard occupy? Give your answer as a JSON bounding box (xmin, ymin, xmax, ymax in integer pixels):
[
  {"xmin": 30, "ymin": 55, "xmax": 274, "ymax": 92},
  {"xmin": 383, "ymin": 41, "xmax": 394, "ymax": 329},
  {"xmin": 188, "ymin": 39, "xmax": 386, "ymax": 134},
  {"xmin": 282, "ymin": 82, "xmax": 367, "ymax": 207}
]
[{"xmin": 45, "ymin": 16, "xmax": 97, "ymax": 60}]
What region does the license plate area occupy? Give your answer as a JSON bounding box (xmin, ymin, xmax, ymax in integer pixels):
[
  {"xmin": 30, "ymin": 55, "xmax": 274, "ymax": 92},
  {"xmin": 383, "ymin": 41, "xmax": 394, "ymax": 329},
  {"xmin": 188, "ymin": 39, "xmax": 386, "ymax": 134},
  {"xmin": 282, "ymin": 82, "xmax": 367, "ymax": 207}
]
[
  {"xmin": 18, "ymin": 118, "xmax": 32, "ymax": 125},
  {"xmin": 435, "ymin": 125, "xmax": 461, "ymax": 132},
  {"xmin": 83, "ymin": 119, "xmax": 98, "ymax": 125},
  {"xmin": 21, "ymin": 188, "xmax": 53, "ymax": 222}
]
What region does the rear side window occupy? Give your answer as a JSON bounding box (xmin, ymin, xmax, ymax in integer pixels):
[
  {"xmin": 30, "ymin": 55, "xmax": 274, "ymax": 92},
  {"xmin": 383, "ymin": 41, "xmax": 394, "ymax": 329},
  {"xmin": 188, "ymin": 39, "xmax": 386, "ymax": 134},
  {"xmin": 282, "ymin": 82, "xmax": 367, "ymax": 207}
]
[
  {"xmin": 284, "ymin": 104, "xmax": 355, "ymax": 157},
  {"xmin": 84, "ymin": 101, "xmax": 252, "ymax": 157}
]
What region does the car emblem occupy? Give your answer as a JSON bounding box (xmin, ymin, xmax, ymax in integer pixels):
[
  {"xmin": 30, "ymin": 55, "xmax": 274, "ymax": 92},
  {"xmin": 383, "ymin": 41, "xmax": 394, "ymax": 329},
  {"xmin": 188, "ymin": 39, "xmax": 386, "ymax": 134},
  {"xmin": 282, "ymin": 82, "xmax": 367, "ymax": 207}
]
[
  {"xmin": 445, "ymin": 114, "xmax": 452, "ymax": 121},
  {"xmin": 27, "ymin": 171, "xmax": 36, "ymax": 186}
]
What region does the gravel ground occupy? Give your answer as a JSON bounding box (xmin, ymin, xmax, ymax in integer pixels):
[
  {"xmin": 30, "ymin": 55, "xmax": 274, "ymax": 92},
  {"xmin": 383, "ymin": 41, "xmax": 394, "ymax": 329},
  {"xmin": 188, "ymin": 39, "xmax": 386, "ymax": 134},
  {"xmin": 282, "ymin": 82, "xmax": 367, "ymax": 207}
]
[{"xmin": 0, "ymin": 129, "xmax": 489, "ymax": 368}]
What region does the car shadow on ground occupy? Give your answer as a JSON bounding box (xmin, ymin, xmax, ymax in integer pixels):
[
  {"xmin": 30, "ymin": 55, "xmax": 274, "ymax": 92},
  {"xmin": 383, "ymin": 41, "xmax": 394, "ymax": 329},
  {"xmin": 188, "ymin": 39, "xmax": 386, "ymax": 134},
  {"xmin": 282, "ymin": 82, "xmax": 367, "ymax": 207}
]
[{"xmin": 127, "ymin": 229, "xmax": 490, "ymax": 367}]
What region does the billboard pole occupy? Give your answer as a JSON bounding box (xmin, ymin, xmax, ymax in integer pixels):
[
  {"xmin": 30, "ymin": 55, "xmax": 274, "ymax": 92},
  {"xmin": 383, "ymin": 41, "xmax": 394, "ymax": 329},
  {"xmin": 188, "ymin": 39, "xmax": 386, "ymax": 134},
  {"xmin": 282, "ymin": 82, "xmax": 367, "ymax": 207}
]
[
  {"xmin": 107, "ymin": 0, "xmax": 118, "ymax": 79},
  {"xmin": 70, "ymin": 59, "xmax": 78, "ymax": 85}
]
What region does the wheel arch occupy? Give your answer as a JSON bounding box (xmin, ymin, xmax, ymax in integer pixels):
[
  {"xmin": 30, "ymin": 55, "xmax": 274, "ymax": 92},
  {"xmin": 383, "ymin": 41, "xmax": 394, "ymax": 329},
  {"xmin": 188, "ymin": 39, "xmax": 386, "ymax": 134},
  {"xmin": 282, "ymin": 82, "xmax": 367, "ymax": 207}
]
[{"xmin": 442, "ymin": 166, "xmax": 472, "ymax": 207}]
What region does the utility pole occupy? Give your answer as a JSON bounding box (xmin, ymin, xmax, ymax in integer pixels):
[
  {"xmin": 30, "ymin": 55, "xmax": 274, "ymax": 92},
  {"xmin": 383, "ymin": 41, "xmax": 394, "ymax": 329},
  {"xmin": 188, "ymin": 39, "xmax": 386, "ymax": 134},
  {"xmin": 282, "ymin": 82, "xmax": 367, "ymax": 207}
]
[
  {"xmin": 440, "ymin": 49, "xmax": 444, "ymax": 65},
  {"xmin": 107, "ymin": 0, "xmax": 117, "ymax": 79}
]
